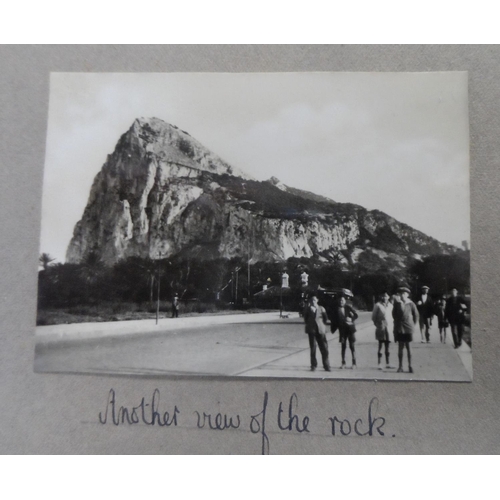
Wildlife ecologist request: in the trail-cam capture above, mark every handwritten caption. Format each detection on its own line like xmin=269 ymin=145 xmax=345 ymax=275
xmin=99 ymin=389 xmax=390 ymax=454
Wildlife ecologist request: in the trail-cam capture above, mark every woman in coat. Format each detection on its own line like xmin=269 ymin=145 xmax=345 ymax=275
xmin=372 ymin=291 xmax=394 ymax=369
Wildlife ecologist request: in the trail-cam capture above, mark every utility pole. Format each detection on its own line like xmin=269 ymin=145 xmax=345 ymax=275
xmin=280 ymin=269 xmax=283 ymax=318
xmin=247 ymin=221 xmax=254 ymax=302
xmin=247 ymin=239 xmax=251 ymax=302
xmin=156 ymin=255 xmax=161 ymax=325
xmin=235 ymin=266 xmax=241 ymax=307
xmin=247 ymin=260 xmax=251 ymax=300
xmin=231 ymin=272 xmax=234 ymax=305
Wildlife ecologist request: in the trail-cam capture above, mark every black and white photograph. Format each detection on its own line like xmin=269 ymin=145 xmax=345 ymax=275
xmin=35 ymin=71 xmax=471 ymax=381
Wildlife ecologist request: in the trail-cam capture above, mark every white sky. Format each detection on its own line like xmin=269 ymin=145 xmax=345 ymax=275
xmin=40 ymin=72 xmax=470 ymax=263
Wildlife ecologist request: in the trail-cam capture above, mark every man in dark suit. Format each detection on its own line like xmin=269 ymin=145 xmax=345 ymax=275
xmin=445 ymin=288 xmax=467 ymax=348
xmin=416 ymin=285 xmax=434 ymax=343
xmin=304 ymin=293 xmax=331 ymax=372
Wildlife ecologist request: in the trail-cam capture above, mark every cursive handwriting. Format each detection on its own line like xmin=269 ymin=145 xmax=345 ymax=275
xmin=250 ymin=391 xmax=270 ymax=455
xmin=97 ymin=389 xmax=392 ymax=453
xmin=99 ymin=389 xmax=180 ymax=427
xmin=328 ymin=397 xmax=386 ymax=436
xmin=195 ymin=411 xmax=241 ymax=430
xmin=277 ymin=393 xmax=310 ymax=433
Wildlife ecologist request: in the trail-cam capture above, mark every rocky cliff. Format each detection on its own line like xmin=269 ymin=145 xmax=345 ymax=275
xmin=66 ymin=117 xmax=456 ymax=269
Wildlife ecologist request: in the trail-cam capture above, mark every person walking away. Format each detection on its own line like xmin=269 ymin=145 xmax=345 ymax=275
xmin=445 ymin=288 xmax=467 ymax=348
xmin=392 ymin=285 xmax=419 ymax=373
xmin=435 ymin=296 xmax=449 ymax=343
xmin=304 ymin=293 xmax=331 ymax=372
xmin=330 ymin=294 xmax=359 ymax=369
xmin=416 ymin=285 xmax=434 ymax=343
xmin=372 ymin=291 xmax=394 ymax=369
xmin=298 ymin=293 xmax=306 ymax=318
xmin=171 ymin=293 xmax=179 ymax=318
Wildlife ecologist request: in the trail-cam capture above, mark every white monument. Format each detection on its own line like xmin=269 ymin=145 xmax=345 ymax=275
xmin=300 ymin=271 xmax=309 ymax=286
xmin=281 ymin=271 xmax=289 ymax=288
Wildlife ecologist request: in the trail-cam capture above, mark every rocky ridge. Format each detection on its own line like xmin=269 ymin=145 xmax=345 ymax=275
xmin=66 ymin=117 xmax=456 ymax=269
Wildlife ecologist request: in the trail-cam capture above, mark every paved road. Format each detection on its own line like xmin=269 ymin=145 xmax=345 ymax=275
xmin=35 ymin=311 xmax=472 ymax=381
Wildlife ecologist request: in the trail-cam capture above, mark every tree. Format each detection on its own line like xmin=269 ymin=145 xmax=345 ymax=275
xmin=37 ymin=262 xmax=85 ymax=308
xmin=139 ymin=257 xmax=158 ymax=304
xmin=79 ymin=251 xmax=106 ymax=305
xmin=39 ymin=253 xmax=56 ymax=271
xmin=112 ymin=257 xmax=150 ymax=303
xmin=408 ymin=251 xmax=470 ymax=295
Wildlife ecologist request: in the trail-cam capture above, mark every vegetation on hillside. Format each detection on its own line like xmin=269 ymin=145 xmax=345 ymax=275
xmin=37 ymin=250 xmax=470 ymax=325
xmin=201 ymin=173 xmax=362 ymax=220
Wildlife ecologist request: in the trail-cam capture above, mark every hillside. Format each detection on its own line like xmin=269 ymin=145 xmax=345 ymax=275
xmin=66 ymin=117 xmax=456 ymax=271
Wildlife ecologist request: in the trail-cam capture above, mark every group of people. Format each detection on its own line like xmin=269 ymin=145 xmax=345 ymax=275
xmin=303 ymin=285 xmax=468 ymax=374
xmin=304 ymin=293 xmax=358 ymax=372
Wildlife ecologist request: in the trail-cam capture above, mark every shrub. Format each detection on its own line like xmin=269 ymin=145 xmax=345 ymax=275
xmin=178 ymin=137 xmax=194 ymax=157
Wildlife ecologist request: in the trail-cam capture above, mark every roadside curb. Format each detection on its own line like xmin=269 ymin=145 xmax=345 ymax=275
xmin=35 ymin=311 xmax=295 ymax=344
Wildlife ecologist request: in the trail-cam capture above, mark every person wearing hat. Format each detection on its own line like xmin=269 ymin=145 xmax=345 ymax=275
xmin=445 ymin=288 xmax=468 ymax=348
xmin=392 ymin=285 xmax=419 ymax=373
xmin=330 ymin=294 xmax=359 ymax=369
xmin=303 ymin=293 xmax=331 ymax=372
xmin=416 ymin=285 xmax=434 ymax=343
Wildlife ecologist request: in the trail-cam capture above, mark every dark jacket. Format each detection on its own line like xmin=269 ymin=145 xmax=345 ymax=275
xmin=445 ymin=296 xmax=467 ymax=325
xmin=416 ymin=295 xmax=434 ymax=319
xmin=304 ymin=305 xmax=329 ymax=335
xmin=330 ymin=304 xmax=358 ymax=334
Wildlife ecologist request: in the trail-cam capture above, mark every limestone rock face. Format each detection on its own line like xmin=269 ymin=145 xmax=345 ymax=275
xmin=66 ymin=117 xmax=455 ymax=268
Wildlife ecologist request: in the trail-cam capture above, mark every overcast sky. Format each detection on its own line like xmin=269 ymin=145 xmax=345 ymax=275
xmin=40 ymin=72 xmax=470 ymax=263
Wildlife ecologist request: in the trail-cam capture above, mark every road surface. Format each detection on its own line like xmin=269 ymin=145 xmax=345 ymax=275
xmin=35 ymin=311 xmax=472 ymax=381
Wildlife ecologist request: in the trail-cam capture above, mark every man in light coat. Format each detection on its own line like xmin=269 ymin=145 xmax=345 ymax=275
xmin=372 ymin=291 xmax=394 ymax=369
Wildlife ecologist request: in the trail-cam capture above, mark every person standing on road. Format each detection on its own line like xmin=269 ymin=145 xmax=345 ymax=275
xmin=445 ymin=288 xmax=467 ymax=348
xmin=330 ymin=294 xmax=358 ymax=369
xmin=171 ymin=293 xmax=179 ymax=318
xmin=393 ymin=285 xmax=419 ymax=373
xmin=435 ymin=296 xmax=449 ymax=343
xmin=416 ymin=285 xmax=434 ymax=343
xmin=372 ymin=291 xmax=394 ymax=370
xmin=304 ymin=293 xmax=331 ymax=372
